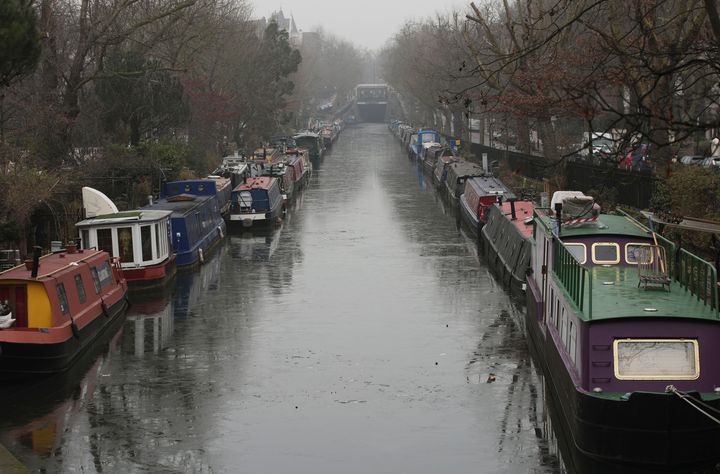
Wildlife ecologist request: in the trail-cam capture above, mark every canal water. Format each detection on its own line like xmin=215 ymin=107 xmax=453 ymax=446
xmin=0 ymin=124 xmax=564 ymax=473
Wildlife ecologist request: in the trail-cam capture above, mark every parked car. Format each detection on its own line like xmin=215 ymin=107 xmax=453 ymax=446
xmin=679 ymin=155 xmax=706 ymax=165
xmin=702 ymin=156 xmax=720 ymax=169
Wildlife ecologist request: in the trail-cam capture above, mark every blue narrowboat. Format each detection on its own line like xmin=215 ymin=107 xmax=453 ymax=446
xmin=144 ymin=180 xmax=226 ymax=267
xmin=408 ymin=129 xmax=441 ymax=161
xmin=229 ymin=177 xmax=284 ymax=229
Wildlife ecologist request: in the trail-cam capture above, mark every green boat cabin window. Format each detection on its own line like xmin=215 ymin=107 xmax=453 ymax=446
xmin=56 ymin=283 xmax=69 ymax=314
xmin=564 ymin=243 xmax=587 ymax=264
xmin=591 ymin=243 xmax=620 ymax=264
xmin=141 ymin=225 xmax=153 ymax=261
xmin=96 ymin=228 xmax=113 ymax=256
xmin=74 ymin=274 xmax=86 ymax=304
xmin=117 ymin=227 xmax=134 ymax=263
xmin=625 ymin=243 xmax=652 ymax=265
xmin=90 ymin=267 xmax=101 ymax=294
xmin=614 ymin=339 xmax=699 ymax=380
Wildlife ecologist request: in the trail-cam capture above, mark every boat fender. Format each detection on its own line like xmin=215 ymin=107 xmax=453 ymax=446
xmin=71 ymin=320 xmax=80 ymax=339
xmin=199 ymin=248 xmax=205 ymax=264
xmin=101 ymin=301 xmax=110 ymax=318
xmin=218 ymin=226 xmax=224 ymax=239
xmin=124 ymin=296 xmax=132 ymax=310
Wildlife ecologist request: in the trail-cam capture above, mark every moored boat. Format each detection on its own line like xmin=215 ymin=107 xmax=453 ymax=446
xmin=481 ymin=200 xmax=534 ymax=296
xmin=458 ymin=175 xmax=513 ymax=234
xmin=0 ymin=246 xmax=128 ymax=377
xmin=443 ymin=160 xmax=486 ymax=202
xmin=525 ymin=191 xmax=720 ymax=467
xmin=146 ymin=180 xmax=226 ymax=268
xmin=229 ymin=177 xmax=284 ymax=229
xmin=294 ymin=132 xmax=324 ymax=159
xmin=76 ymin=187 xmax=176 ymax=290
xmin=432 ymin=153 xmax=459 ymax=186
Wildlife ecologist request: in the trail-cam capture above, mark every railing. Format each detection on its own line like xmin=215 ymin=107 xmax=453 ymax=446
xmin=677 ymin=249 xmax=719 ymax=314
xmin=554 ymin=239 xmax=592 ymax=319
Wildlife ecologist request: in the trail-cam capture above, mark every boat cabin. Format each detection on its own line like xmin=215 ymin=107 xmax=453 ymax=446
xmin=229 ymin=177 xmax=284 ymax=227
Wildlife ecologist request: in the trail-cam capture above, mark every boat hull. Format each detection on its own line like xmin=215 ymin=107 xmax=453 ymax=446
xmin=0 ymin=295 xmax=128 ymax=378
xmin=124 ymin=256 xmax=177 ymax=291
xmin=525 ymin=278 xmax=720 ymax=467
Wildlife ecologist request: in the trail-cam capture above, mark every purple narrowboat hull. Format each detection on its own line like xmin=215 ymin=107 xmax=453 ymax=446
xmin=525 ymin=277 xmax=720 ymax=467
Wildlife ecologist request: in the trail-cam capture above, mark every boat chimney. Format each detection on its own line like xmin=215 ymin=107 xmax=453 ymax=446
xmin=31 ymin=246 xmax=41 ymax=278
xmin=148 ymin=195 xmax=153 ymax=206
xmin=510 ymin=199 xmax=517 ymax=221
xmin=554 ymin=202 xmax=563 ymax=235
xmin=482 ymin=153 xmax=489 ymax=174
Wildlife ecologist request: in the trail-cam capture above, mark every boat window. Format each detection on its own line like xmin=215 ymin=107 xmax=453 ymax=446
xmin=90 ymin=267 xmax=101 ymax=294
xmin=239 ymin=191 xmax=253 ymax=210
xmin=117 ymin=227 xmax=134 ymax=263
xmin=564 ymin=243 xmax=586 ymax=264
xmin=81 ymin=229 xmax=90 ymax=250
xmin=625 ymin=243 xmax=652 ymax=265
xmin=95 ymin=261 xmax=114 ymax=288
xmin=184 ymin=184 xmax=191 ymax=192
xmin=614 ymin=339 xmax=699 ymax=380
xmin=56 ymin=283 xmax=69 ymax=314
xmin=141 ymin=225 xmax=153 ymax=261
xmin=74 ymin=275 xmax=86 ymax=304
xmin=96 ymin=228 xmax=113 ymax=256
xmin=198 ymin=184 xmax=205 ymax=192
xmin=155 ymin=223 xmax=161 ymax=258
xmin=568 ymin=319 xmax=577 ymax=365
xmin=591 ymin=243 xmax=620 ymax=264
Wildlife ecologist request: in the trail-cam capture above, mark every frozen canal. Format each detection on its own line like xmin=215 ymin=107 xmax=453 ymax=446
xmin=0 ymin=124 xmax=564 ymax=473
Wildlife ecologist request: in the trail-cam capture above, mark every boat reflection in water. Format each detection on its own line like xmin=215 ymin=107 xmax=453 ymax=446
xmin=0 ymin=323 xmax=124 ymax=470
xmin=125 ymin=290 xmax=174 ymax=357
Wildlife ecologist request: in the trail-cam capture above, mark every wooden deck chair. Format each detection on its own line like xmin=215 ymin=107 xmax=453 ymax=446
xmin=637 ymin=245 xmax=671 ymax=292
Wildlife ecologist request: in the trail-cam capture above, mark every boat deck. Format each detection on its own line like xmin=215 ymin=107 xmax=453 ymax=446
xmin=497 ymin=201 xmax=534 ymax=238
xmin=570 ymin=266 xmax=719 ymax=321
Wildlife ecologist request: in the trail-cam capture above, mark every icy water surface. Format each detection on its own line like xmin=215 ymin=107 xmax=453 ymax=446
xmin=0 ymin=124 xmax=564 ymax=473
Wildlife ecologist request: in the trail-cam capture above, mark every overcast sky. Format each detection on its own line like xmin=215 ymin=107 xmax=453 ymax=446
xmin=250 ymin=1 xmax=466 ymax=50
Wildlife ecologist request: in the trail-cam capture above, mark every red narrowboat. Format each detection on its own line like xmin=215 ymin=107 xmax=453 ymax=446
xmin=0 ymin=246 xmax=129 ymax=377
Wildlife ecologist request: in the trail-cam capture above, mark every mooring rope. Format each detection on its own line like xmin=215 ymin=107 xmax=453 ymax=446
xmin=666 ymin=385 xmax=720 ymax=425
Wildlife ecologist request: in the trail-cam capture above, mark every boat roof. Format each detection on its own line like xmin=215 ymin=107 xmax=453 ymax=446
xmin=538 ymin=213 xmax=650 ymax=239
xmin=580 ymin=266 xmax=717 ymax=321
xmin=467 ymin=176 xmax=511 ymax=196
xmin=449 ymin=161 xmax=485 ymax=175
xmin=234 ymin=176 xmax=276 ymax=191
xmin=0 ymin=249 xmax=106 ymax=281
xmin=76 ymin=209 xmax=172 ymax=228
xmin=497 ymin=201 xmax=534 ymax=238
xmin=294 ymin=132 xmax=319 ymax=139
xmin=142 ymin=194 xmax=213 ymax=215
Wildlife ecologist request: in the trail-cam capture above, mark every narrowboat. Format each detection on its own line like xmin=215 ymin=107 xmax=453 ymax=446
xmin=458 ymin=175 xmax=512 ymax=234
xmin=408 ymin=129 xmax=441 ymax=161
xmin=229 ymin=177 xmax=284 ymax=229
xmin=205 ymin=174 xmax=232 ymax=217
xmin=432 ymin=153 xmax=459 ymax=186
xmin=320 ymin=127 xmax=334 ymax=149
xmin=481 ymin=200 xmax=534 ymax=296
xmin=146 ymin=180 xmax=226 ymax=267
xmin=443 ymin=160 xmax=486 ymax=201
xmin=294 ymin=132 xmax=324 ymax=159
xmin=0 ymin=246 xmax=128 ymax=377
xmin=285 ymin=150 xmax=310 ymax=191
xmin=525 ymin=191 xmax=720 ymax=467
xmin=215 ymin=154 xmax=250 ymax=188
xmin=421 ymin=144 xmax=445 ymax=173
xmin=76 ymin=187 xmax=176 ymax=290
xmin=257 ymin=162 xmax=294 ymax=203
